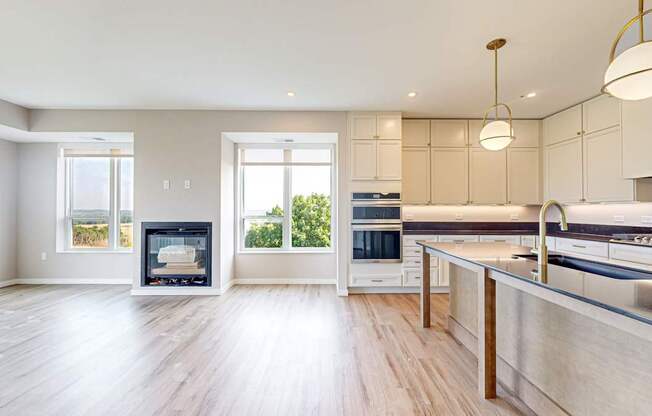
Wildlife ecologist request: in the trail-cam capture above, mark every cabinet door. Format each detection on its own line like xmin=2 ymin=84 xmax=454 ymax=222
xmin=402 ymin=120 xmax=430 ymax=147
xmin=544 ymin=137 xmax=583 ymax=202
xmin=377 ymin=140 xmax=402 ymax=180
xmin=351 ymin=140 xmax=377 ymax=180
xmin=508 ymin=148 xmax=540 ymax=204
xmin=582 ymin=94 xmax=620 ymax=135
xmin=350 ymin=114 xmax=377 ymax=140
xmin=430 ymin=120 xmax=468 ymax=147
xmin=469 ymin=119 xmax=539 ymax=148
xmin=543 ymin=104 xmax=582 ymax=146
xmin=401 ymin=148 xmax=430 ymax=203
xmin=622 ymin=97 xmax=652 ymax=178
xmin=377 ymin=114 xmax=402 ymax=140
xmin=583 ymin=127 xmax=634 ymax=202
xmin=431 ymin=148 xmax=469 ymax=204
xmin=469 ymin=148 xmax=507 ymax=204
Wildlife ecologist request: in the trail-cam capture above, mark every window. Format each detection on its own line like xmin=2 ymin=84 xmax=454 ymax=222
xmin=62 ymin=147 xmax=134 ymax=251
xmin=239 ymin=146 xmax=334 ymax=251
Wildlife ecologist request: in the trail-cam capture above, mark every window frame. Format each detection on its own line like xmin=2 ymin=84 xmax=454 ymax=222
xmin=62 ymin=152 xmax=134 ymax=253
xmin=237 ymin=143 xmax=335 ymax=253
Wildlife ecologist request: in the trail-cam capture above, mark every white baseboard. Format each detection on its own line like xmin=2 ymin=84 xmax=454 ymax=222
xmin=10 ymin=278 xmax=132 ymax=285
xmin=337 ymin=288 xmax=349 ymax=296
xmin=347 ymin=286 xmax=450 ymax=294
xmin=131 ymin=287 xmax=221 ymax=296
xmin=220 ymin=278 xmax=236 ymax=294
xmin=233 ymin=278 xmax=336 ymax=285
xmin=0 ymin=279 xmax=19 ymax=288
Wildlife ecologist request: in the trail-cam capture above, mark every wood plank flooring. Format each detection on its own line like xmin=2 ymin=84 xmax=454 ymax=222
xmin=0 ymin=284 xmax=528 ymax=416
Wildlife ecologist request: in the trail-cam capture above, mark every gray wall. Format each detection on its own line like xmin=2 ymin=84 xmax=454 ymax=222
xmin=16 ymin=143 xmax=133 ymax=282
xmin=28 ymin=110 xmax=348 ymax=291
xmin=0 ymin=139 xmax=17 ymax=283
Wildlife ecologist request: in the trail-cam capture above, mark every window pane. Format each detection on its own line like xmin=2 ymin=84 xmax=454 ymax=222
xmin=70 ymin=158 xmax=110 ymax=248
xmin=242 ymin=149 xmax=284 ymax=163
xmin=291 ymin=166 xmax=331 ymax=248
xmin=291 ymin=149 xmax=331 ymax=163
xmin=243 ymin=166 xmax=284 ymax=216
xmin=119 ymin=158 xmax=134 ymax=249
xmin=244 ymin=219 xmax=283 ymax=248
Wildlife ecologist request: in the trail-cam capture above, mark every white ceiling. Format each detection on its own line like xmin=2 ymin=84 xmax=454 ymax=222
xmin=0 ymin=0 xmax=646 ymax=118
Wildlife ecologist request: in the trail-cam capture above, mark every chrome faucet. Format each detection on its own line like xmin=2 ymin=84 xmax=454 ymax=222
xmin=537 ymin=199 xmax=568 ymax=267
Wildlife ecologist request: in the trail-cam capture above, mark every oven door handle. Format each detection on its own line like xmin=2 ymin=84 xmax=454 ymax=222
xmin=351 ymin=201 xmax=401 ymax=207
xmin=351 ymin=224 xmax=402 ymax=231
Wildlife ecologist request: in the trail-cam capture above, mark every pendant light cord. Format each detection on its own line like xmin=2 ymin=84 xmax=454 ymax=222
xmin=494 ymin=46 xmax=499 ymax=119
xmin=640 ymin=0 xmax=645 ymax=43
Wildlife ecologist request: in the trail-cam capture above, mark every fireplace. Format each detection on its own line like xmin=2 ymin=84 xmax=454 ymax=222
xmin=141 ymin=222 xmax=212 ymax=287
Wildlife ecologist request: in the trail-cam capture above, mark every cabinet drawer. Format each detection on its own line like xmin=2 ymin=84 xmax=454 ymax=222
xmin=403 ymin=246 xmax=422 ymax=257
xmin=438 ymin=235 xmax=479 ymax=243
xmin=479 ymin=235 xmax=521 ymax=244
xmin=403 ymin=256 xmax=438 ymax=268
xmin=350 ymin=274 xmax=402 ymax=287
xmin=609 ymin=243 xmax=652 ymax=266
xmin=403 ymin=268 xmax=439 ymax=287
xmin=520 ymin=235 xmax=537 ymax=248
xmin=403 ymin=235 xmax=436 ymax=247
xmin=555 ymin=238 xmax=608 ymax=258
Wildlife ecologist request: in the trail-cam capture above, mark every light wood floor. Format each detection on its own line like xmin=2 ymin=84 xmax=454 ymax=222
xmin=0 ymin=284 xmax=528 ymax=416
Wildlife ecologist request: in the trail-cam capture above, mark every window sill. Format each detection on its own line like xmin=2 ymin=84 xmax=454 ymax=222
xmin=56 ymin=249 xmax=134 ymax=254
xmin=237 ymin=249 xmax=334 ymax=255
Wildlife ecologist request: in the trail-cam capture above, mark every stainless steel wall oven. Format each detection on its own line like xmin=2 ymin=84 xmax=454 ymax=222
xmin=351 ymin=193 xmax=401 ymax=263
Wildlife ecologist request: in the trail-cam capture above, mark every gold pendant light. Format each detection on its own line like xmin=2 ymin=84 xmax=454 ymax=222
xmin=603 ymin=0 xmax=652 ymax=100
xmin=479 ymin=38 xmax=515 ymax=151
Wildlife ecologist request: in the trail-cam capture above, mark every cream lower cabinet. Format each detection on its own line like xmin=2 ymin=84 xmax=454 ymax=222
xmin=508 ymin=148 xmax=540 ymax=204
xmin=401 ymin=147 xmax=430 ymax=204
xmin=431 ymin=148 xmax=469 ymax=204
xmin=544 ymin=137 xmax=583 ymax=203
xmin=583 ymin=127 xmax=633 ymax=202
xmin=469 ymin=148 xmax=507 ymax=204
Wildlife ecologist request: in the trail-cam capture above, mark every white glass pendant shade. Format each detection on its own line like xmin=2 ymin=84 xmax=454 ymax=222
xmin=479 ymin=120 xmax=514 ymax=151
xmin=604 ymin=41 xmax=652 ymax=100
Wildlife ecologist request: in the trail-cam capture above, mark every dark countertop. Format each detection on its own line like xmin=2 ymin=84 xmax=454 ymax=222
xmin=418 ymin=241 xmax=652 ymax=326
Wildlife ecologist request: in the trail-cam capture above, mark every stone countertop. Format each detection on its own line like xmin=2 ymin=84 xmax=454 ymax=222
xmin=417 ymin=241 xmax=652 ymax=326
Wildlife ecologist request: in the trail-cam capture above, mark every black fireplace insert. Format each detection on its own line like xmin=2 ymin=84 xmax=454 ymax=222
xmin=141 ymin=222 xmax=212 ymax=287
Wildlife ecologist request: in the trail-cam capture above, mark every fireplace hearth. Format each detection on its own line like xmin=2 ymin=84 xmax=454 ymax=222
xmin=141 ymin=222 xmax=212 ymax=287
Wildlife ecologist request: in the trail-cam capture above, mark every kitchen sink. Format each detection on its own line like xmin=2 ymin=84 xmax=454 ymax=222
xmin=514 ymin=254 xmax=652 ymax=280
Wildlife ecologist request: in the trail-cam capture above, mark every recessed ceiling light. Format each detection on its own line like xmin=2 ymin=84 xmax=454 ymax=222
xmin=287 ymin=91 xmax=295 ymax=97
xmin=526 ymin=92 xmax=537 ymax=98
xmin=407 ymin=92 xmax=417 ymax=98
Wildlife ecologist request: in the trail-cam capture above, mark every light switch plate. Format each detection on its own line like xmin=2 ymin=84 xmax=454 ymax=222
xmin=642 ymin=216 xmax=652 ymax=224
xmin=41 ymin=252 xmax=47 ymax=261
xmin=510 ymin=213 xmax=519 ymax=221
xmin=455 ymin=213 xmax=463 ymax=221
xmin=184 ymin=179 xmax=191 ymax=190
xmin=613 ymin=215 xmax=625 ymax=223
xmin=163 ymin=180 xmax=170 ymax=190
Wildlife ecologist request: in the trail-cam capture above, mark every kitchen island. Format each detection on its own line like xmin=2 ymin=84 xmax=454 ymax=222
xmin=418 ymin=241 xmax=652 ymax=416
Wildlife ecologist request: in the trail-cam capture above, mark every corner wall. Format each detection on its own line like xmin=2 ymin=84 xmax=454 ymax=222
xmin=0 ymin=139 xmax=17 ymax=284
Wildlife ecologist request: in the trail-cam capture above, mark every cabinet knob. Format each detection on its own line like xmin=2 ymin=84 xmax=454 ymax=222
xmin=576 ymin=131 xmax=581 ymax=136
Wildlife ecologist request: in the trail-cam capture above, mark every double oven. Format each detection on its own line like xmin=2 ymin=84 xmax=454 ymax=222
xmin=351 ymin=193 xmax=402 ymax=263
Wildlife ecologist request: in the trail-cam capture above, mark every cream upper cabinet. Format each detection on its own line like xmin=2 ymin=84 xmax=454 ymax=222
xmin=376 ymin=140 xmax=402 ymax=180
xmin=469 ymin=119 xmax=540 ymax=148
xmin=582 ymin=94 xmax=620 ymax=135
xmin=431 ymin=148 xmax=468 ymax=204
xmin=430 ymin=120 xmax=468 ymax=147
xmin=377 ymin=113 xmax=402 ymax=140
xmin=402 ymin=120 xmax=430 ymax=147
xmin=543 ymin=104 xmax=582 ymax=146
xmin=350 ymin=113 xmax=378 ymax=140
xmin=469 ymin=148 xmax=507 ymax=204
xmin=351 ymin=140 xmax=377 ymax=180
xmin=622 ymin=97 xmax=652 ymax=178
xmin=544 ymin=137 xmax=583 ymax=203
xmin=402 ymin=148 xmax=430 ymax=204
xmin=508 ymin=148 xmax=540 ymax=204
xmin=583 ymin=127 xmax=634 ymax=202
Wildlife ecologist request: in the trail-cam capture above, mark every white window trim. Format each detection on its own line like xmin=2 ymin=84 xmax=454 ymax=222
xmin=237 ymin=143 xmax=336 ymax=254
xmin=56 ymin=143 xmax=134 ymax=253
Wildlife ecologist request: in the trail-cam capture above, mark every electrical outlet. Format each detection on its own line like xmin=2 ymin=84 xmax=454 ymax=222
xmin=510 ymin=213 xmax=519 ymax=221
xmin=40 ymin=252 xmax=47 ymax=261
xmin=455 ymin=213 xmax=463 ymax=221
xmin=404 ymin=213 xmax=414 ymax=221
xmin=613 ymin=215 xmax=625 ymax=223
xmin=163 ymin=180 xmax=170 ymax=190
xmin=642 ymin=216 xmax=652 ymax=224
xmin=184 ymin=179 xmax=191 ymax=190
